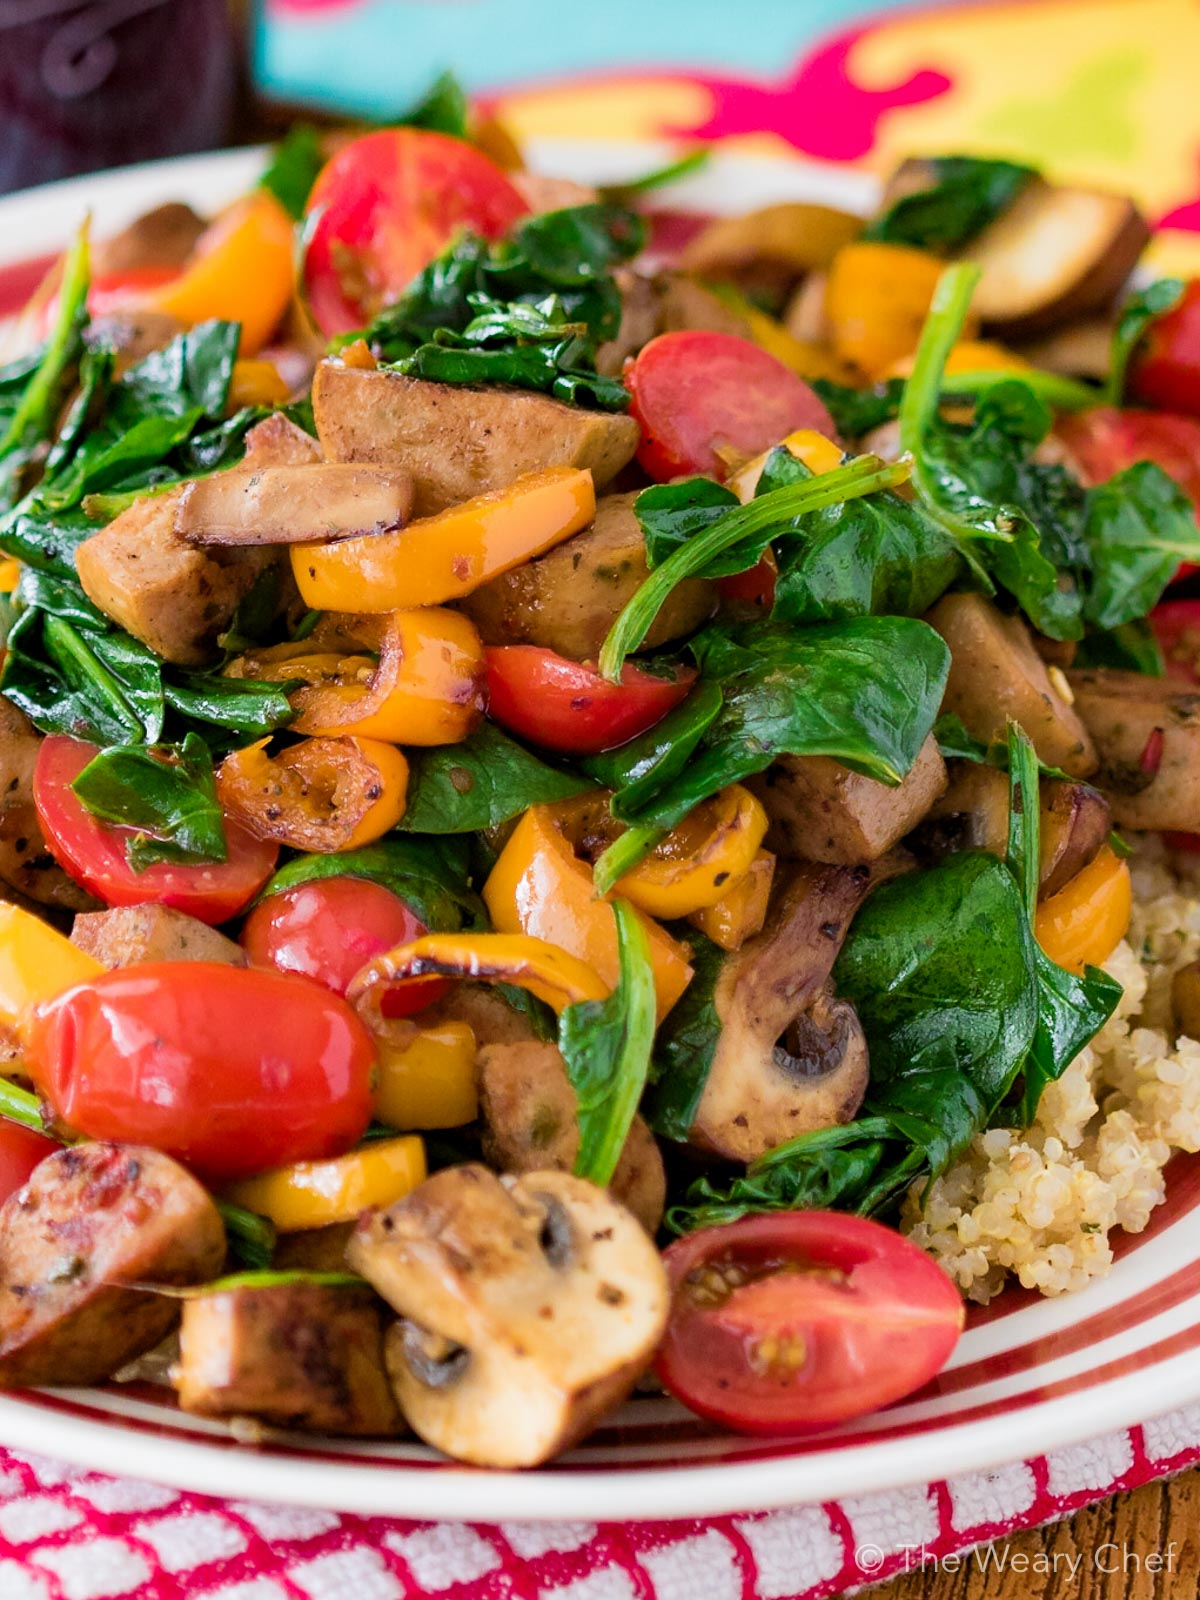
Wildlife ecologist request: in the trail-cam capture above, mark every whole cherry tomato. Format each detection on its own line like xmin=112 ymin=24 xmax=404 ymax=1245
xmin=625 ymin=330 xmax=837 ymax=482
xmin=1129 ymin=280 xmax=1200 ymax=417
xmin=303 ymin=128 xmax=529 ymax=336
xmin=241 ymin=875 xmax=450 ymax=1019
xmin=34 ymin=735 xmax=277 ymax=926
xmin=655 ymin=1212 xmax=964 ymax=1435
xmin=0 ymin=1122 xmax=59 ymax=1205
xmin=485 ymin=646 xmax=697 ymax=755
xmin=25 ymin=963 xmax=376 ymax=1182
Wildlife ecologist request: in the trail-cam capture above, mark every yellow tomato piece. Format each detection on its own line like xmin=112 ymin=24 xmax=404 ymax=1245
xmin=228 ymin=358 xmax=289 ymax=409
xmin=0 ymin=559 xmax=21 ymax=593
xmin=224 ymin=1136 xmax=427 ymax=1232
xmin=825 ymin=241 xmax=949 ymax=378
xmin=483 ymin=805 xmax=692 ymax=1022
xmin=290 ymin=467 xmax=595 ymax=613
xmin=881 ymin=339 xmax=1031 ymax=382
xmin=729 ymin=427 xmax=844 ymax=504
xmin=0 ymin=904 xmax=104 ymax=1032
xmin=616 ymin=785 xmax=769 ymax=920
xmin=374 ymin=1020 xmax=477 ymax=1130
xmin=1035 ymin=845 xmax=1132 ymax=974
xmin=690 ymin=849 xmax=776 ymax=952
xmin=151 ymin=193 xmax=295 ymax=356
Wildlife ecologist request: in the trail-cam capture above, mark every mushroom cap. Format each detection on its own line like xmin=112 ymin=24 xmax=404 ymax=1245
xmin=348 ymin=1165 xmax=668 ymax=1468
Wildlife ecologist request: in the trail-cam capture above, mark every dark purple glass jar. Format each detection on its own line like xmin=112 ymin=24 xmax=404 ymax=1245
xmin=0 ymin=0 xmax=236 ymax=195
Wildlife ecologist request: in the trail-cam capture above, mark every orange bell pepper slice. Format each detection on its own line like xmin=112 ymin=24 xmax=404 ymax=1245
xmin=229 ymin=609 xmax=486 ymax=746
xmin=227 ymin=358 xmax=290 ymax=409
xmin=215 ymin=735 xmax=408 ymax=853
xmin=348 ymin=932 xmax=608 ymax=1030
xmin=1035 ymin=845 xmax=1131 ymax=975
xmin=880 ymin=338 xmax=1030 ymax=383
xmin=150 ymin=192 xmax=295 ymax=357
xmin=224 ymin=1135 xmax=427 ymax=1231
xmin=729 ymin=427 xmax=844 ymax=504
xmin=690 ymin=849 xmax=776 ymax=952
xmin=290 ymin=466 xmax=596 ymax=612
xmin=373 ymin=1019 xmax=478 ymax=1130
xmin=825 ymin=241 xmax=954 ymax=379
xmin=613 ymin=785 xmax=769 ymax=920
xmin=0 ymin=903 xmax=104 ymax=1033
xmin=483 ymin=804 xmax=692 ymax=1021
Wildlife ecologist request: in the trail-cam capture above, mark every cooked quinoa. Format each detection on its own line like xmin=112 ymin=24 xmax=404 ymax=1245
xmin=901 ymin=837 xmax=1200 ymax=1303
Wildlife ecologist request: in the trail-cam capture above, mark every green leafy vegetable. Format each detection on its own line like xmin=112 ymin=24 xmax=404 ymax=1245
xmin=71 ymin=733 xmax=225 ymax=870
xmin=0 ymin=1077 xmax=55 ymax=1136
xmin=399 ymin=722 xmax=593 ymax=834
xmin=1072 ymin=618 xmax=1164 ymax=676
xmin=581 ymin=680 xmax=724 ymax=819
xmin=863 ymin=155 xmax=1035 ymax=253
xmin=598 ymin=147 xmax=711 ymax=202
xmin=397 ymin=68 xmax=470 ymax=138
xmin=811 ymin=378 xmax=904 ymax=438
xmin=1081 ymin=461 xmax=1200 ymax=631
xmin=637 ymin=478 xmax=742 ymax=573
xmin=151 ymin=1270 xmax=365 ymax=1299
xmin=213 ymin=1201 xmax=277 ymax=1272
xmin=643 ymin=931 xmax=726 ymax=1141
xmin=258 ymin=837 xmax=485 ymax=932
xmin=559 ymin=900 xmax=656 ymax=1186
xmin=259 ymin=125 xmax=326 ymax=220
xmin=1106 ymin=278 xmax=1184 ymax=404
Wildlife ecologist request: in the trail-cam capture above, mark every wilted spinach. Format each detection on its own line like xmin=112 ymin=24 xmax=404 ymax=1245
xmin=257 ymin=836 xmax=485 ymax=932
xmin=399 ymin=722 xmax=593 ymax=834
xmin=1106 ymin=278 xmax=1184 ymax=404
xmin=71 ymin=734 xmax=225 ymax=870
xmin=863 ymin=155 xmax=1035 ymax=253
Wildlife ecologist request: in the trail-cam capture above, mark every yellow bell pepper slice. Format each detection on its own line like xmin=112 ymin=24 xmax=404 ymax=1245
xmin=348 ymin=931 xmax=609 ymax=1031
xmin=227 ymin=358 xmax=289 ymax=409
xmin=0 ymin=559 xmax=21 ymax=594
xmin=615 ymin=785 xmax=769 ymax=920
xmin=825 ymin=241 xmax=951 ymax=378
xmin=374 ymin=1020 xmax=477 ymax=1130
xmin=216 ymin=735 xmax=408 ymax=852
xmin=483 ymin=804 xmax=692 ymax=1022
xmin=729 ymin=427 xmax=844 ymax=504
xmin=690 ymin=848 xmax=776 ymax=952
xmin=1035 ymin=845 xmax=1132 ymax=975
xmin=741 ymin=305 xmax=847 ymax=383
xmin=150 ymin=192 xmax=295 ymax=357
xmin=0 ymin=903 xmax=104 ymax=1032
xmin=290 ymin=466 xmax=596 ymax=613
xmin=223 ymin=1136 xmax=427 ymax=1232
xmin=880 ymin=339 xmax=1030 ymax=382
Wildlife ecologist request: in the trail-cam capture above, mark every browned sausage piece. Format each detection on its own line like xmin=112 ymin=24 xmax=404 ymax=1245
xmin=1066 ymin=668 xmax=1200 ymax=831
xmin=312 ymin=363 xmax=640 ymax=516
xmin=241 ymin=412 xmax=323 ymax=470
xmin=0 ymin=696 xmax=95 ymax=913
xmin=175 ymin=1282 xmax=403 ymax=1436
xmin=0 ymin=1144 xmax=225 ymax=1388
xmin=70 ymin=905 xmax=245 ymax=968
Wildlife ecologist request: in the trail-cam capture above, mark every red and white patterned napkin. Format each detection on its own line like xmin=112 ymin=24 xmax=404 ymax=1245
xmin=2 ymin=1407 xmax=1198 ymax=1599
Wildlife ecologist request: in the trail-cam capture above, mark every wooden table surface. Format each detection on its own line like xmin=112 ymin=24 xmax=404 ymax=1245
xmin=865 ymin=1471 xmax=1200 ymax=1598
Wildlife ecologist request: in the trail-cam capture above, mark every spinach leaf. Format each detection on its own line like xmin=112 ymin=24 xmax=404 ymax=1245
xmin=599 ymin=147 xmax=711 ymax=203
xmin=258 ymin=837 xmax=485 ymax=932
xmin=1107 ymin=278 xmax=1184 ymax=404
xmin=863 ymin=155 xmax=1035 ymax=253
xmin=559 ymin=899 xmax=656 ymax=1186
xmin=163 ymin=672 xmax=297 ymax=743
xmin=71 ymin=734 xmax=225 ymax=869
xmin=215 ymin=1200 xmax=277 ymax=1271
xmin=581 ymin=680 xmax=724 ymax=819
xmin=399 ymin=722 xmax=593 ymax=834
xmin=637 ymin=478 xmax=742 ymax=573
xmin=259 ymin=125 xmax=326 ymax=220
xmin=1082 ymin=462 xmax=1200 ymax=630
xmin=811 ymin=378 xmax=904 ymax=438
xmin=643 ymin=930 xmax=725 ymax=1140
xmin=397 ymin=68 xmax=469 ymax=138
xmin=1073 ymin=618 xmax=1164 ymax=675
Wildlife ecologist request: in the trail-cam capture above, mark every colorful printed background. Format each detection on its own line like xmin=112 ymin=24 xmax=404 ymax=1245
xmin=256 ymin=0 xmax=1200 ymax=274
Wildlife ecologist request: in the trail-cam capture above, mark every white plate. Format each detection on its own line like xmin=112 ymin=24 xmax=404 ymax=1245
xmin=0 ymin=143 xmax=1194 ymax=1523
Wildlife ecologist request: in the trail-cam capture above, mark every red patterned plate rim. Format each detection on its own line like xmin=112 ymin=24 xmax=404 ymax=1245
xmin=0 ymin=145 xmax=1194 ymax=1521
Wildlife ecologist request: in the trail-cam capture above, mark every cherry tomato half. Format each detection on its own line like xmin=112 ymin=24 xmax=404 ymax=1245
xmin=0 ymin=1122 xmax=59 ymax=1206
xmin=1129 ymin=281 xmax=1200 ymax=417
xmin=25 ymin=963 xmax=375 ymax=1183
xmin=625 ymin=330 xmax=838 ymax=483
xmin=34 ymin=735 xmax=278 ymax=926
xmin=1152 ymin=599 xmax=1200 ymax=686
xmin=241 ymin=875 xmax=450 ymax=1019
xmin=655 ymin=1212 xmax=964 ymax=1435
xmin=303 ymin=128 xmax=530 ymax=337
xmin=485 ymin=646 xmax=697 ymax=755
xmin=1058 ymin=406 xmax=1200 ymax=510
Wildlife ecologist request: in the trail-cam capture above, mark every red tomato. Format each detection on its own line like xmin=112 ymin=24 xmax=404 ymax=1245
xmin=241 ymin=876 xmax=449 ymax=1019
xmin=25 ymin=963 xmax=375 ymax=1182
xmin=718 ymin=555 xmax=777 ymax=611
xmin=655 ymin=1212 xmax=964 ymax=1435
xmin=35 ymin=266 xmax=180 ymax=336
xmin=34 ymin=736 xmax=278 ymax=926
xmin=303 ymin=128 xmax=529 ymax=336
xmin=625 ymin=331 xmax=838 ymax=483
xmin=485 ymin=646 xmax=696 ymax=755
xmin=1129 ymin=281 xmax=1200 ymax=417
xmin=1151 ymin=599 xmax=1200 ymax=686
xmin=1058 ymin=406 xmax=1200 ymax=508
xmin=0 ymin=1122 xmax=59 ymax=1205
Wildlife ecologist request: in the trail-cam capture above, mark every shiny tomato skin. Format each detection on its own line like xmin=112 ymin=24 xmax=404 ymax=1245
xmin=718 ymin=556 xmax=777 ymax=610
xmin=0 ymin=1123 xmax=59 ymax=1205
xmin=485 ymin=646 xmax=697 ymax=755
xmin=241 ymin=876 xmax=449 ymax=1019
xmin=1152 ymin=599 xmax=1200 ymax=686
xmin=1058 ymin=406 xmax=1200 ymax=507
xmin=655 ymin=1212 xmax=965 ymax=1435
xmin=303 ymin=128 xmax=529 ymax=336
xmin=625 ymin=330 xmax=838 ymax=483
xmin=25 ymin=963 xmax=375 ymax=1182
xmin=34 ymin=735 xmax=278 ymax=926
xmin=1129 ymin=282 xmax=1200 ymax=417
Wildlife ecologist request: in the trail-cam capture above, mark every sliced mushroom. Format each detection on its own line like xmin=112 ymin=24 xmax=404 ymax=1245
xmin=477 ymin=1039 xmax=666 ymax=1233
xmin=657 ymin=273 xmax=750 ymax=339
xmin=349 ymin=1165 xmax=668 ymax=1468
xmin=678 ymin=202 xmax=862 ymax=304
xmin=175 ymin=1281 xmax=403 ymax=1436
xmin=690 ymin=860 xmax=900 ymax=1162
xmin=1066 ymin=668 xmax=1200 ymax=830
xmin=960 ymin=179 xmax=1150 ymax=339
xmin=1015 ymin=316 xmax=1115 ymax=382
xmin=595 ymin=268 xmax=661 ymax=376
xmin=93 ymin=201 xmax=206 ymax=278
xmin=750 ymin=733 xmax=947 ymax=865
xmin=926 ymin=593 xmax=1098 ymax=777
xmin=175 ymin=463 xmax=413 ymax=548
xmin=918 ymin=761 xmax=1110 ymax=898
